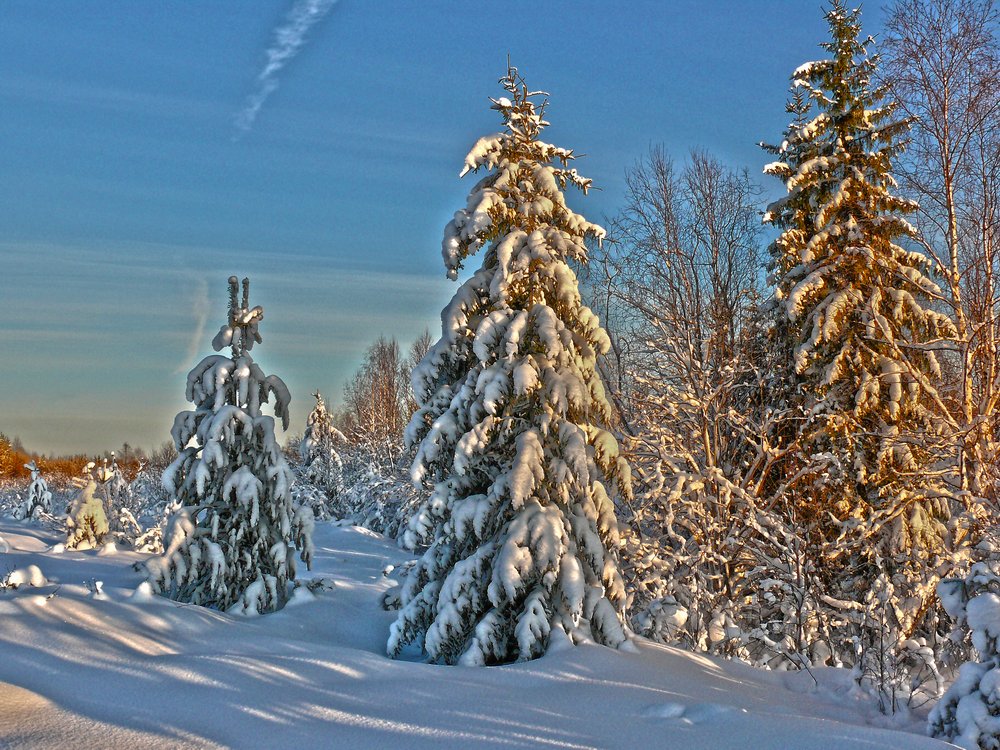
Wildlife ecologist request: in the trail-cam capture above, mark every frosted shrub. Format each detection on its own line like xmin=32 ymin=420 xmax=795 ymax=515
xmin=65 ymin=478 xmax=109 ymax=550
xmin=339 ymin=446 xmax=426 ymax=549
xmin=930 ymin=563 xmax=1000 ymax=748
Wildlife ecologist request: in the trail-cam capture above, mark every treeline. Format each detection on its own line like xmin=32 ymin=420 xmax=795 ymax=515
xmin=288 ymin=333 xmax=432 ymax=546
xmin=333 ymin=332 xmax=431 ymax=461
xmin=0 ymin=434 xmax=174 ymax=487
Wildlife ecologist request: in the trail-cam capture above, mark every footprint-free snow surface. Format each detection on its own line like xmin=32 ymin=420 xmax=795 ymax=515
xmin=0 ymin=519 xmax=953 ymax=749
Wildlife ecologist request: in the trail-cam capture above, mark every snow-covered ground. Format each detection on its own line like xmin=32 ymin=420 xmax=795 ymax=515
xmin=0 ymin=518 xmax=954 ymax=749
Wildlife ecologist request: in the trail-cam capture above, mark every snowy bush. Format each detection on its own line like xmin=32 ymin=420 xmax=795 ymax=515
xmin=338 ymin=446 xmax=426 ymax=549
xmin=846 ymin=566 xmax=943 ymax=716
xmin=126 ymin=449 xmax=181 ymax=551
xmin=0 ymin=564 xmax=47 ymax=591
xmin=147 ymin=276 xmax=312 ymax=615
xmin=929 ymin=562 xmax=1000 ymax=748
xmin=0 ymin=484 xmax=20 ymax=518
xmin=389 ymin=66 xmax=631 ymax=665
xmin=65 ymin=478 xmax=110 ymax=550
xmin=129 ymin=446 xmax=176 ymax=512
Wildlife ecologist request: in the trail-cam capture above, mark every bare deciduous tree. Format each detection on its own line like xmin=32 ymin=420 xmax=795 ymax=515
xmin=590 ymin=147 xmax=774 ymax=649
xmin=343 ymin=336 xmax=409 ymax=462
xmin=881 ymin=0 xmax=1000 ymax=497
xmin=592 ymin=148 xmax=763 ymax=429
xmin=403 ymin=329 xmax=434 ymax=415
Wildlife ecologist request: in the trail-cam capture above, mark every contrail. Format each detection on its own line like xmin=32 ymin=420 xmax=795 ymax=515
xmin=175 ymin=276 xmax=210 ymax=374
xmin=234 ymin=0 xmax=338 ymax=136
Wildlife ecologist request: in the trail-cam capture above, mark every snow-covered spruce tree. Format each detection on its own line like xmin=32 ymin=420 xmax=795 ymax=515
xmin=930 ymin=562 xmax=1000 ymax=747
xmin=147 ymin=277 xmax=312 ymax=615
xmin=103 ymin=453 xmax=130 ymax=517
xmin=15 ymin=461 xmax=52 ymax=521
xmin=762 ymin=1 xmax=957 ymax=645
xmin=388 ymin=67 xmax=631 ymax=665
xmin=97 ymin=452 xmax=144 ymax=542
xmin=300 ymin=391 xmax=346 ymax=519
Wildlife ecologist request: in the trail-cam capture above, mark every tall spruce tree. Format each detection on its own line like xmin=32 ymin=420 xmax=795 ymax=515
xmin=148 ymin=277 xmax=312 ymax=615
xmin=761 ymin=2 xmax=956 ymax=639
xmin=388 ymin=66 xmax=631 ymax=665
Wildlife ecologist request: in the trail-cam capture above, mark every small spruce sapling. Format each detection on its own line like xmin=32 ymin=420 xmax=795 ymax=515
xmin=148 ymin=277 xmax=312 ymax=614
xmin=103 ymin=453 xmax=130 ymax=518
xmin=300 ymin=391 xmax=346 ymax=519
xmin=16 ymin=461 xmax=52 ymax=521
xmin=99 ymin=453 xmax=143 ymax=543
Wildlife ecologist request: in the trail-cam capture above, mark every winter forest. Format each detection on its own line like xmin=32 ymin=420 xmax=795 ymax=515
xmin=2 ymin=1 xmax=999 ymax=748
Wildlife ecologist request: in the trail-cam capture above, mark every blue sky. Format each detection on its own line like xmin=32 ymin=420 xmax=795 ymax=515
xmin=0 ymin=1 xmax=886 ymax=455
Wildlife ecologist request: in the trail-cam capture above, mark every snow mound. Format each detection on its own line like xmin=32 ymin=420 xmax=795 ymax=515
xmin=0 ymin=681 xmax=201 ymax=749
xmin=641 ymin=701 xmax=746 ymax=724
xmin=287 ymin=586 xmax=316 ymax=607
xmin=130 ymin=581 xmax=155 ymax=603
xmin=6 ymin=564 xmax=47 ymax=588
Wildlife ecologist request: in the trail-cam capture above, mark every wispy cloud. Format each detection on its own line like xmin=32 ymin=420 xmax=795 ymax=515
xmin=234 ymin=0 xmax=338 ymax=136
xmin=175 ymin=276 xmax=211 ymax=374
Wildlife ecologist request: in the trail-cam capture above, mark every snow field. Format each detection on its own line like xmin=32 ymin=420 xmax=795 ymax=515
xmin=0 ymin=518 xmax=952 ymax=749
